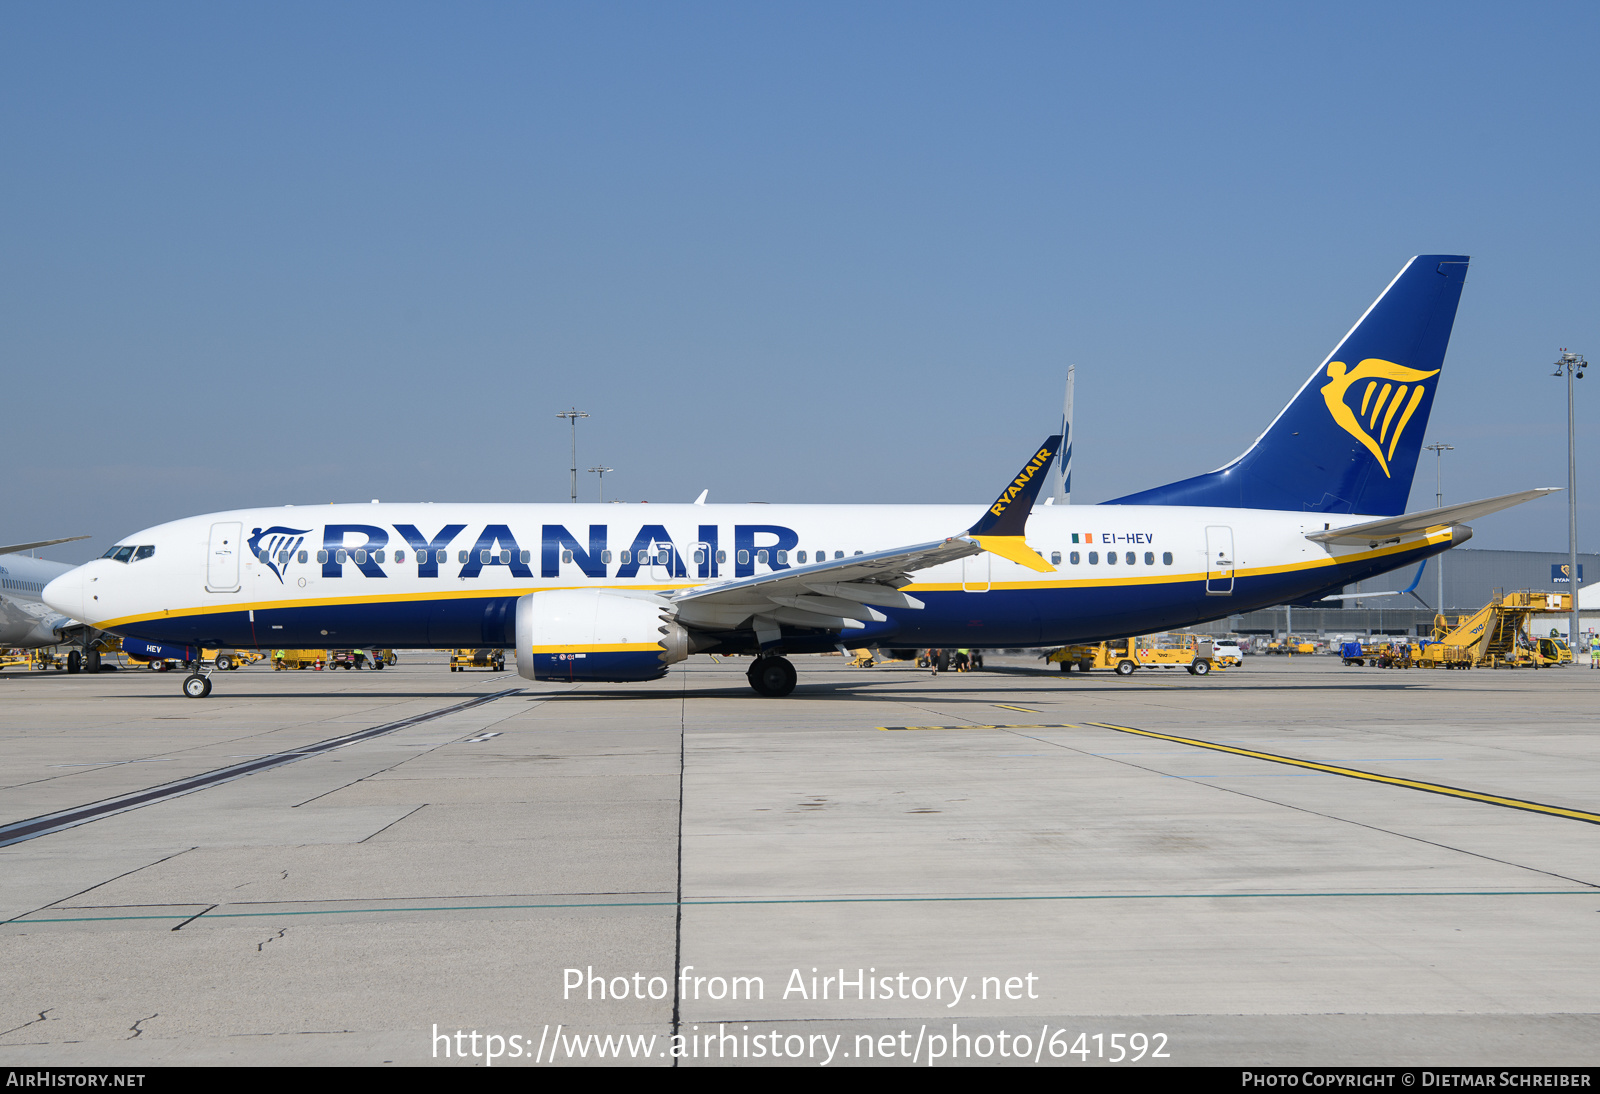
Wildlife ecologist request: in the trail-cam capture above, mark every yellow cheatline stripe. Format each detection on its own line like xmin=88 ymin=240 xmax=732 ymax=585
xmin=93 ymin=582 xmax=697 ymax=631
xmin=526 ymin=643 xmax=660 ymax=654
xmin=96 ymin=530 xmax=1451 ymax=631
xmin=879 ymin=723 xmax=1077 ymax=731
xmin=1084 ymin=722 xmax=1600 ymax=826
xmin=907 ymin=531 xmax=1452 ymax=593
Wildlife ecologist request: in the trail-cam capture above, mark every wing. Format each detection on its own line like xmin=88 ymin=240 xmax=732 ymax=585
xmin=669 ymin=435 xmax=1061 ymax=647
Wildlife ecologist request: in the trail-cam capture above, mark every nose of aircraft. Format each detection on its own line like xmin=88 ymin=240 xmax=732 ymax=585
xmin=42 ymin=566 xmax=88 ymax=622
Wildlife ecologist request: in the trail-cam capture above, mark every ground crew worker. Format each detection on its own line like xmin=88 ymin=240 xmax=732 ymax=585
xmin=1589 ymin=633 xmax=1599 ymax=668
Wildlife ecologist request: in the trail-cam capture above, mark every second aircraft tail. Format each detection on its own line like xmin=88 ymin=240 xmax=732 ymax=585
xmin=1106 ymin=255 xmax=1469 ymax=516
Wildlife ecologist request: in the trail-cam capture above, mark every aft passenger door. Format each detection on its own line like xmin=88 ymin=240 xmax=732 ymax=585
xmin=1205 ymin=525 xmax=1234 ymax=596
xmin=206 ymin=522 xmax=243 ymax=593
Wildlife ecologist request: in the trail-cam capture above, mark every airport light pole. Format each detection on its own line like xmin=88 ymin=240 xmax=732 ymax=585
xmin=556 ymin=408 xmax=589 ymax=503
xmin=1553 ymin=351 xmax=1585 ymax=657
xmin=1425 ymin=442 xmax=1453 ymax=612
xmin=588 ymin=465 xmax=613 ymax=503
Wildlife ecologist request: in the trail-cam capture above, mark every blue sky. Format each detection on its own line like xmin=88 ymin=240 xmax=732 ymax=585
xmin=3 ymin=2 xmax=1596 ymax=559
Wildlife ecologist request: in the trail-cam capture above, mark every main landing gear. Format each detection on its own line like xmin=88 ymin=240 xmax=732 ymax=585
xmin=747 ymin=656 xmax=797 ymax=697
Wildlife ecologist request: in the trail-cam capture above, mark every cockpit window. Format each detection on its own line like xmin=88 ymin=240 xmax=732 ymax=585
xmin=101 ymin=546 xmax=123 ymax=559
xmin=133 ymin=545 xmax=155 ymax=561
xmin=112 ymin=546 xmax=136 ymax=563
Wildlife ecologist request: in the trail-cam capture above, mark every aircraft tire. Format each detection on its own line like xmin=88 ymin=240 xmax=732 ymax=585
xmin=183 ymin=674 xmax=212 ymax=699
xmin=748 ymin=657 xmax=796 ymax=697
xmin=87 ymin=649 xmax=101 ymax=674
xmin=67 ymin=650 xmax=81 ymax=674
xmin=1115 ymin=660 xmax=1136 ymax=676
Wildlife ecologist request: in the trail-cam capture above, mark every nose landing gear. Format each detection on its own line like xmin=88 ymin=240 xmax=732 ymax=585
xmin=182 ymin=671 xmax=213 ymax=698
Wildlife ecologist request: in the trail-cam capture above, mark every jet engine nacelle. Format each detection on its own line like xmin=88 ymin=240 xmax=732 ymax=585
xmin=515 ymin=589 xmax=691 ymax=683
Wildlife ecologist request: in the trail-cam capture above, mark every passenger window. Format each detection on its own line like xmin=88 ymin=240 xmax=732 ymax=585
xmin=776 ymin=550 xmax=787 ymax=564
xmin=1070 ymin=551 xmax=1080 ymax=565
xmin=1050 ymin=551 xmax=1061 ymax=564
xmin=374 ymin=550 xmax=386 ymax=564
xmin=500 ymin=550 xmax=511 ymax=564
xmin=621 ymin=550 xmax=631 ymax=564
xmin=1163 ymin=552 xmax=1173 ymax=565
xmin=520 ymin=550 xmax=531 ymax=564
xmin=738 ymin=550 xmax=750 ymax=565
xmin=1125 ymin=552 xmax=1135 ymax=565
xmin=354 ymin=549 xmax=367 ymax=565
xmin=562 ymin=550 xmax=573 ymax=563
xmin=1106 ymin=551 xmax=1117 ymax=565
xmin=694 ymin=549 xmax=706 ymax=565
xmin=134 ymin=545 xmax=155 ymax=561
xmin=717 ymin=550 xmax=726 ymax=564
xmin=756 ymin=549 xmax=768 ymax=564
xmin=1144 ymin=551 xmax=1154 ymax=565
xmin=1088 ymin=551 xmax=1098 ymax=564
xmin=298 ymin=550 xmax=308 ymax=564
xmin=458 ymin=550 xmax=468 ymax=563
xmin=317 ymin=550 xmax=329 ymax=563
xmin=602 ymin=550 xmax=612 ymax=564
xmin=335 ymin=549 xmax=348 ymax=564
xmin=796 ymin=551 xmax=807 ymax=563
xmin=854 ymin=550 xmax=863 ymax=555
xmin=256 ymin=550 xmax=269 ymax=563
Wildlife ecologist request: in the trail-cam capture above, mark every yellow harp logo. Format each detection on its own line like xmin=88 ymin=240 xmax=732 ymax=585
xmin=1320 ymin=358 xmax=1440 ymax=478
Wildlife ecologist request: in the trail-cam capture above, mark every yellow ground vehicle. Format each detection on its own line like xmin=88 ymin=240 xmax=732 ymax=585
xmin=1418 ymin=592 xmax=1572 ymax=669
xmin=450 ymin=648 xmax=506 ymax=671
xmin=1047 ymin=635 xmax=1217 ymax=676
xmin=1537 ymin=637 xmax=1573 ymax=665
xmin=847 ymin=648 xmax=876 ymax=668
xmin=1137 ymin=634 xmax=1219 ymax=673
xmin=210 ymin=649 xmax=263 ymax=671
xmin=273 ymin=649 xmax=328 ymax=670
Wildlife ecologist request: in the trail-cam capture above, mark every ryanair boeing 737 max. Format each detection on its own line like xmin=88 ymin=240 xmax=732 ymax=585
xmin=43 ymin=255 xmax=1554 ymax=697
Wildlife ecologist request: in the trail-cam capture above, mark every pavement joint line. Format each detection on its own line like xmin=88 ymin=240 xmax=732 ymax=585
xmin=879 ymin=723 xmax=1078 ymax=731
xmin=0 ymin=688 xmax=524 ymax=848
xmin=1086 ymin=720 xmax=1600 ymax=826
xmin=9 ymin=889 xmax=1598 ymax=924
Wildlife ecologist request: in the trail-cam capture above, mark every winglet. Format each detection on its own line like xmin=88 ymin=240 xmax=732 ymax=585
xmin=966 ymin=435 xmax=1061 ymax=573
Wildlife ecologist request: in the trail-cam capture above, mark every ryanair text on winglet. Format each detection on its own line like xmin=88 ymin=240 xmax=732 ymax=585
xmin=988 ymin=447 xmax=1055 ymax=518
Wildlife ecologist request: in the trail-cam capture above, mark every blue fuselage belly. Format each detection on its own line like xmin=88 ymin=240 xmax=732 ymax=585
xmin=116 ymin=540 xmax=1443 ymax=652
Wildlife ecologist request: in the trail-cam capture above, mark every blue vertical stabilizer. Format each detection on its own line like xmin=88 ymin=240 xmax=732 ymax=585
xmin=1106 ymin=255 xmax=1468 ymax=516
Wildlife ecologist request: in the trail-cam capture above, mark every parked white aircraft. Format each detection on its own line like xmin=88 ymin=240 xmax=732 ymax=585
xmin=43 ymin=255 xmax=1553 ymax=697
xmin=0 ymin=536 xmax=93 ymax=669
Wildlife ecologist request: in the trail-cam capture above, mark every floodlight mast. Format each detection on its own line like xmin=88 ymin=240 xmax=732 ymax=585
xmin=1425 ymin=442 xmax=1453 ymax=612
xmin=1553 ymin=351 xmax=1586 ymax=656
xmin=556 ymin=408 xmax=589 ymax=504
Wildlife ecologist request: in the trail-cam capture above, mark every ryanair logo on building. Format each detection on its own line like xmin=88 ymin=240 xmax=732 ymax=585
xmin=1320 ymin=358 xmax=1440 ymax=478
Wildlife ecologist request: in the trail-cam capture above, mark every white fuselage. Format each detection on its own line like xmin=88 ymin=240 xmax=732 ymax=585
xmin=44 ymin=501 xmax=1450 ymax=652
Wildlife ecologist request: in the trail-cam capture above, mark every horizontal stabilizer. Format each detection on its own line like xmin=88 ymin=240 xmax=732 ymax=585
xmin=0 ymin=535 xmax=90 ymax=556
xmin=1306 ymin=488 xmax=1558 ymax=545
